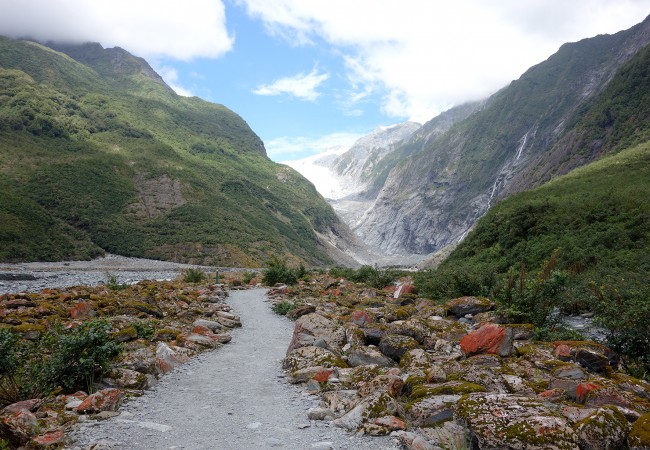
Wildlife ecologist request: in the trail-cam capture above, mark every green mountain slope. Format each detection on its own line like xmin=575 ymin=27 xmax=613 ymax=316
xmin=0 ymin=37 xmax=351 ymax=266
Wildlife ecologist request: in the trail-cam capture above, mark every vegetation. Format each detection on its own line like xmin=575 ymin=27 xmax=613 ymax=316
xmin=272 ymin=301 xmax=295 ymax=316
xmin=330 ymin=265 xmax=402 ymax=289
xmin=182 ymin=268 xmax=207 ymax=283
xmin=262 ymin=256 xmax=305 ymax=286
xmin=105 ymin=272 xmax=128 ymax=290
xmin=0 ymin=36 xmax=343 ymax=266
xmin=0 ymin=320 xmax=120 ymax=406
xmin=415 ymin=142 xmax=650 ymax=378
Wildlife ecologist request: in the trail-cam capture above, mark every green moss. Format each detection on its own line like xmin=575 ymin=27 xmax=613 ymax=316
xmin=629 ymin=413 xmax=650 ymax=446
xmin=154 ymin=328 xmax=180 ymax=341
xmin=113 ymin=326 xmax=138 ymax=342
xmin=411 ymin=381 xmax=486 ymax=400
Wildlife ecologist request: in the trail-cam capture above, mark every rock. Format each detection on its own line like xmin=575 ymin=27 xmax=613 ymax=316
xmin=192 ymin=319 xmax=223 ymax=332
xmin=629 ymin=412 xmax=650 ymax=449
xmin=155 ymin=342 xmax=191 ymax=374
xmin=103 ymin=368 xmax=154 ymax=390
xmin=379 ymin=334 xmax=420 ymax=362
xmin=399 ymin=348 xmax=435 ymax=377
xmin=575 ymin=348 xmax=610 ymax=373
xmin=332 ymin=392 xmax=398 ymax=431
xmin=362 ymin=323 xmax=388 ymax=345
xmin=363 ymin=415 xmax=407 ymax=435
xmin=348 ymin=346 xmax=395 ymax=367
xmin=411 ymin=381 xmax=486 ymax=399
xmin=286 ymin=313 xmax=346 ymax=354
xmin=32 ymin=429 xmax=65 ymax=447
xmin=0 ymin=408 xmax=38 ymax=447
xmin=394 ymin=284 xmax=418 ymax=298
xmin=460 ymin=323 xmax=514 ymax=357
xmin=283 ymin=346 xmax=348 ymax=372
xmin=406 ymin=395 xmax=461 ymax=427
xmin=446 ymin=296 xmax=494 ymax=317
xmin=322 ymin=390 xmax=361 ymax=416
xmin=501 ymin=374 xmax=536 ymax=395
xmin=121 ymin=347 xmax=158 ymax=375
xmin=288 ymin=366 xmax=330 ymax=384
xmin=2 ymin=399 xmax=41 ymax=414
xmin=215 ymin=316 xmax=241 ymax=328
xmin=350 ymin=309 xmax=375 ymax=327
xmin=358 ymin=374 xmax=404 ymax=398
xmin=552 ymin=364 xmax=587 ymax=380
xmin=77 ymin=388 xmax=123 ymax=414
xmin=395 ymin=431 xmax=436 ymax=450
xmin=576 ymin=382 xmax=601 ymax=404
xmin=307 ymin=407 xmax=335 ymax=420
xmin=455 ymin=393 xmax=580 ymax=449
xmin=69 ymin=301 xmax=94 ymax=319
xmin=575 ymin=406 xmax=629 ymax=450
xmin=286 ymin=305 xmax=316 ymax=320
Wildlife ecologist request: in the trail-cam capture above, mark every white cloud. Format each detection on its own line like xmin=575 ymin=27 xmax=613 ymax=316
xmin=265 ymin=132 xmax=363 ymax=161
xmin=238 ymin=0 xmax=650 ymax=121
xmin=0 ymin=0 xmax=234 ymax=60
xmin=155 ymin=66 xmax=193 ymax=97
xmin=253 ymin=69 xmax=329 ymax=101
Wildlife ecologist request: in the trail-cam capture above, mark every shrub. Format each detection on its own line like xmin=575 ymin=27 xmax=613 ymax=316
xmin=105 ymin=272 xmax=128 ymax=290
xmin=0 ymin=320 xmax=121 ymax=406
xmin=242 ymin=271 xmax=256 ymax=284
xmin=183 ymin=268 xmax=206 ymax=283
xmin=262 ymin=257 xmax=298 ymax=286
xmin=330 ymin=265 xmax=402 ymax=289
xmin=133 ymin=321 xmax=156 ymax=340
xmin=272 ymin=301 xmax=294 ymax=316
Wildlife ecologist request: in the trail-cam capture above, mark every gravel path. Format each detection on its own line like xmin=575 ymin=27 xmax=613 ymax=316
xmin=67 ymin=289 xmax=401 ymax=450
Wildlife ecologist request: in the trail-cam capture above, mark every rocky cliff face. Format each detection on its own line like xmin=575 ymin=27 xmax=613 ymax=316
xmin=353 ymin=15 xmax=650 ymax=257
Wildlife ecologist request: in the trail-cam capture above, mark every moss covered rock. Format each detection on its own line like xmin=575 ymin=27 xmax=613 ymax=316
xmin=629 ymin=412 xmax=650 ymax=449
xmin=455 ymin=393 xmax=580 ymax=450
xmin=379 ymin=334 xmax=420 ymax=362
xmin=283 ymin=345 xmax=348 ymax=372
xmin=575 ymin=406 xmax=629 ymax=450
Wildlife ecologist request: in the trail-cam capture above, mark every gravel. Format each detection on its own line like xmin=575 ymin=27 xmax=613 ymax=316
xmin=0 ymin=254 xmax=234 ymax=294
xmin=66 ymin=289 xmax=402 ymax=450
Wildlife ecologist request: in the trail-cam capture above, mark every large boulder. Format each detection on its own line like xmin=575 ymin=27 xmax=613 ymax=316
xmin=574 ymin=406 xmax=629 ymax=450
xmin=455 ymin=393 xmax=580 ymax=449
xmin=348 ymin=346 xmax=395 ymax=368
xmin=284 ymin=346 xmax=348 ymax=372
xmin=406 ymin=395 xmax=461 ymax=427
xmin=629 ymin=412 xmax=650 ymax=449
xmin=286 ymin=313 xmax=346 ymax=354
xmin=76 ymin=388 xmax=123 ymax=414
xmin=460 ymin=323 xmax=514 ymax=357
xmin=379 ymin=334 xmax=420 ymax=362
xmin=332 ymin=392 xmax=398 ymax=431
xmin=445 ymin=296 xmax=494 ymax=317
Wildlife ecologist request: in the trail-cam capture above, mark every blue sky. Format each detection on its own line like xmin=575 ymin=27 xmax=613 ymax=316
xmin=2 ymin=0 xmax=649 ymax=161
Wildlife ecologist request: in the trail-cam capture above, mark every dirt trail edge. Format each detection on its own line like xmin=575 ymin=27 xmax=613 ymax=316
xmin=67 ymin=288 xmax=401 ymax=450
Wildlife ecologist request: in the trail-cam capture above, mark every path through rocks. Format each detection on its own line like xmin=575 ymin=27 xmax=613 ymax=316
xmin=68 ymin=288 xmax=401 ymax=450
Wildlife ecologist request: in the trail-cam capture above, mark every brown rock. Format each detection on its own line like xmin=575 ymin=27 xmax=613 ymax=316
xmin=286 ymin=305 xmax=316 ymax=320
xmin=76 ymin=388 xmax=123 ymax=414
xmin=460 ymin=323 xmax=514 ymax=357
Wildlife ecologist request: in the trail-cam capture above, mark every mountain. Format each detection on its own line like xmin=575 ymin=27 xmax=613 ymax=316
xmin=0 ymin=37 xmax=361 ymax=266
xmin=351 ymin=15 xmax=650 ymax=257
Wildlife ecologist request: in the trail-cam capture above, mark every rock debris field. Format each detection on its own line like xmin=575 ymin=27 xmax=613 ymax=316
xmin=67 ymin=288 xmax=400 ymax=450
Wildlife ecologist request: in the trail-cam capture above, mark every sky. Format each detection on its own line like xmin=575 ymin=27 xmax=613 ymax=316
xmin=1 ymin=0 xmax=649 ymax=161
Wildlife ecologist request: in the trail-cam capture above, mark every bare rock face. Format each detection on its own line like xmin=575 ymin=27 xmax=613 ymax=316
xmin=129 ymin=174 xmax=188 ymax=219
xmin=455 ymin=393 xmax=580 ymax=450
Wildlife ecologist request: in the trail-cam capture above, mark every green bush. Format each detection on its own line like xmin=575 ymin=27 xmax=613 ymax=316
xmin=262 ymin=257 xmax=299 ymax=286
xmin=133 ymin=321 xmax=156 ymax=340
xmin=183 ymin=268 xmax=206 ymax=283
xmin=330 ymin=265 xmax=402 ymax=289
xmin=105 ymin=272 xmax=128 ymax=290
xmin=242 ymin=271 xmax=256 ymax=284
xmin=0 ymin=320 xmax=121 ymax=406
xmin=272 ymin=301 xmax=294 ymax=316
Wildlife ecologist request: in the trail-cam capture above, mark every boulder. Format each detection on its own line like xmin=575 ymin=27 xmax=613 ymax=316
xmin=103 ymin=368 xmax=155 ymax=390
xmin=455 ymin=393 xmax=580 ymax=450
xmin=155 ymin=342 xmax=191 ymax=374
xmin=379 ymin=334 xmax=420 ymax=362
xmin=406 ymin=394 xmax=461 ymax=427
xmin=32 ymin=429 xmax=65 ymax=447
xmin=192 ymin=319 xmax=223 ymax=332
xmin=286 ymin=313 xmax=346 ymax=354
xmin=399 ymin=348 xmax=436 ymax=377
xmin=322 ymin=390 xmax=361 ymax=416
xmin=629 ymin=412 xmax=650 ymax=450
xmin=460 ymin=323 xmax=514 ymax=357
xmin=0 ymin=408 xmax=38 ymax=447
xmin=358 ymin=374 xmax=404 ymax=398
xmin=575 ymin=348 xmax=610 ymax=373
xmin=348 ymin=346 xmax=395 ymax=368
xmin=76 ymin=388 xmax=123 ymax=414
xmin=363 ymin=415 xmax=407 ymax=436
xmin=350 ymin=309 xmax=375 ymax=327
xmin=575 ymin=406 xmax=629 ymax=450
xmin=286 ymin=305 xmax=316 ymax=320
xmin=446 ymin=296 xmax=494 ymax=317
xmin=283 ymin=346 xmax=348 ymax=372
xmin=332 ymin=392 xmax=398 ymax=431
